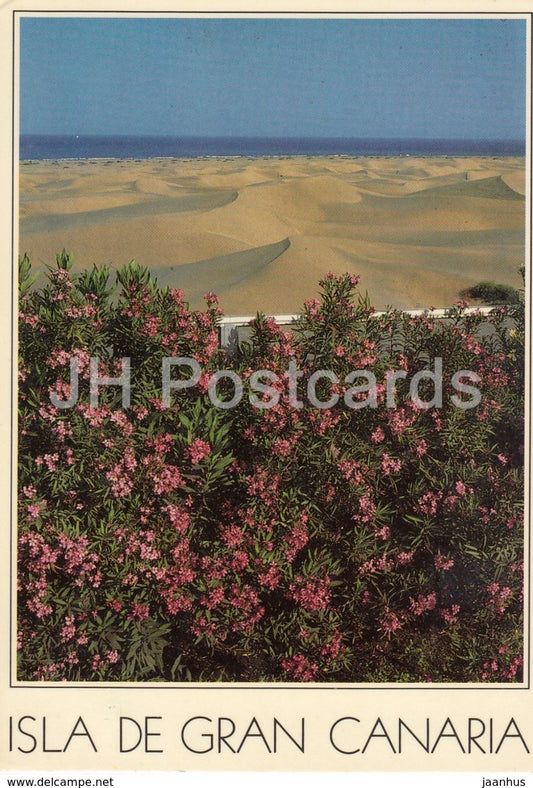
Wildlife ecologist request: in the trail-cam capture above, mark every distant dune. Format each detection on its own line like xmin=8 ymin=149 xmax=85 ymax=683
xmin=19 ymin=155 xmax=525 ymax=314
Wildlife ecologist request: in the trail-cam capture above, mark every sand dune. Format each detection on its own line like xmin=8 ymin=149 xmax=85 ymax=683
xmin=21 ymin=190 xmax=238 ymax=234
xmin=19 ymin=155 xmax=525 ymax=314
xmin=132 ymin=176 xmax=186 ymax=196
xmin=152 ymin=238 xmax=291 ymax=303
xmin=501 ymin=171 xmax=526 ymax=196
xmin=404 ymin=174 xmax=524 ymax=201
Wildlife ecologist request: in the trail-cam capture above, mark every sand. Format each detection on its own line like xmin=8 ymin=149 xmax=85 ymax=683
xmin=19 ymin=155 xmax=526 ymax=315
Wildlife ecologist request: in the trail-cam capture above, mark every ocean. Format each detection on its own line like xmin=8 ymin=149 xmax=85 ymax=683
xmin=19 ymin=135 xmax=525 ymax=161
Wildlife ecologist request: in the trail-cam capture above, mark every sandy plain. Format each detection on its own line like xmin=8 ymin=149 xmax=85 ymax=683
xmin=19 ymin=155 xmax=526 ymax=315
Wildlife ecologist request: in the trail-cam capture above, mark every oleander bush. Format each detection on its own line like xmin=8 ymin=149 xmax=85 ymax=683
xmin=17 ymin=253 xmax=524 ymax=682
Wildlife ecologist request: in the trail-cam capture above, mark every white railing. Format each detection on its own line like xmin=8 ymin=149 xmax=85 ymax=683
xmin=218 ymin=305 xmax=504 ymax=349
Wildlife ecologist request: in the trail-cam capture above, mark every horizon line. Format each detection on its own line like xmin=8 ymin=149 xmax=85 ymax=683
xmin=20 ymin=133 xmax=526 ymax=143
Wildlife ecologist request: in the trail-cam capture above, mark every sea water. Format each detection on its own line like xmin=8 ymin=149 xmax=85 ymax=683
xmin=19 ymin=135 xmax=525 ymax=161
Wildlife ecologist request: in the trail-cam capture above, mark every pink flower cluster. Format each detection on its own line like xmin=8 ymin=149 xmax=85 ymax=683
xmin=288 ymin=575 xmax=331 ymax=612
xmin=17 ymin=266 xmax=524 ymax=682
xmin=281 ymin=654 xmax=319 ymax=682
xmin=187 ymin=438 xmax=212 ymax=464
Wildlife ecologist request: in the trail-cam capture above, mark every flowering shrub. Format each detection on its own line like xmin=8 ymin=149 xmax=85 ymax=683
xmin=18 ymin=253 xmax=524 ymax=682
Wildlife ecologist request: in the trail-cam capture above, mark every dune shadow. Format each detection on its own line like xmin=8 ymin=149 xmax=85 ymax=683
xmin=20 ymin=190 xmax=238 ymax=234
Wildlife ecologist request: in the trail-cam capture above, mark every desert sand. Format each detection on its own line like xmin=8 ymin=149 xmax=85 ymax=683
xmin=19 ymin=155 xmax=525 ymax=315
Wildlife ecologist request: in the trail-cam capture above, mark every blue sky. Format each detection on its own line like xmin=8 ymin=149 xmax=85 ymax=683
xmin=19 ymin=16 xmax=527 ymax=139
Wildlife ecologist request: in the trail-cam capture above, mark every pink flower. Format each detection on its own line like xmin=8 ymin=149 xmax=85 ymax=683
xmin=130 ymin=602 xmax=150 ymax=621
xmin=304 ymin=298 xmax=321 ymax=318
xmin=320 ymin=631 xmax=344 ymax=662
xmin=410 ymin=592 xmax=437 ymax=616
xmin=106 ymin=447 xmax=137 ymax=498
xmin=20 ymin=311 xmax=38 ymax=327
xmin=387 ymin=407 xmax=416 ymax=436
xmin=166 ymin=593 xmax=193 ymax=615
xmin=281 ymin=654 xmax=318 ymax=682
xmin=201 ymin=586 xmax=225 ymax=610
xmin=337 ymin=458 xmax=364 ymax=485
xmin=434 ymin=554 xmax=454 ymax=571
xmin=151 ymin=464 xmax=184 ymax=495
xmin=285 ymin=516 xmax=309 ymax=562
xmin=258 ymin=562 xmax=281 ymax=590
xmin=163 ymin=505 xmax=191 ymax=534
xmin=288 ymin=575 xmax=331 ymax=612
xmin=380 ymin=609 xmax=402 ymax=634
xmin=381 ymin=453 xmax=402 ymax=475
xmin=230 ymin=550 xmax=249 ymax=571
xmin=187 ymin=438 xmax=211 ymax=465
xmin=272 ymin=438 xmax=293 ymax=457
xmin=43 ymin=453 xmax=59 ymax=472
xmin=486 ymin=583 xmax=513 ymax=615
xmin=415 ymin=490 xmax=442 ymax=516
xmin=354 ymin=492 xmax=376 ymax=524
xmin=26 ymin=503 xmax=43 ymax=521
xmin=359 ymin=552 xmax=394 ymax=576
xmin=190 ymin=616 xmax=217 ymax=639
xmin=142 ymin=315 xmax=161 ymax=337
xmin=170 ymin=287 xmax=186 ymax=303
xmin=220 ymin=524 xmax=244 ymax=548
xmin=109 ymin=410 xmax=134 ymax=435
xmin=455 ymin=480 xmax=467 ymax=496
xmin=78 ymin=404 xmax=110 ymax=427
xmin=60 ymin=615 xmax=77 ymax=641
xmin=371 ymin=427 xmax=385 ymax=444
xmin=204 ymin=291 xmax=220 ymax=306
xmin=414 ymin=439 xmax=427 ymax=457
xmin=146 ymin=433 xmax=174 ymax=455
xmin=396 ymin=550 xmax=414 ymax=566
xmin=229 ymin=584 xmax=264 ymax=632
xmin=440 ymin=605 xmax=460 ymax=624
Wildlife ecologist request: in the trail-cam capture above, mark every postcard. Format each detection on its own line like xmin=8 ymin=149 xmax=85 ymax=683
xmin=0 ymin=2 xmax=531 ymax=779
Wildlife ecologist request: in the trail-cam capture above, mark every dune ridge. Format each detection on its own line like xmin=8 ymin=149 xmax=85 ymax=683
xmin=19 ymin=155 xmax=525 ymax=314
xmin=151 ymin=238 xmax=291 ymax=303
xmin=21 ymin=190 xmax=238 ymax=234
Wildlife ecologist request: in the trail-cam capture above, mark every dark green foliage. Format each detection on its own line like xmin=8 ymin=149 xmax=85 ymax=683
xmin=467 ymin=281 xmax=520 ymax=305
xmin=17 ymin=257 xmax=524 ymax=683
